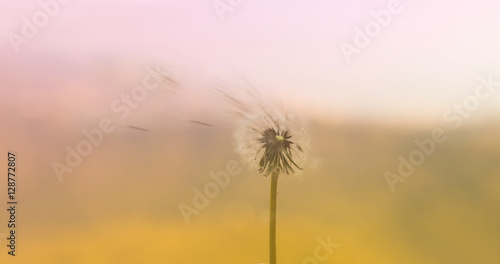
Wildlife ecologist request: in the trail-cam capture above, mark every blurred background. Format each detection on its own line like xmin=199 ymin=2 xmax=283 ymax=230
xmin=0 ymin=0 xmax=500 ymax=263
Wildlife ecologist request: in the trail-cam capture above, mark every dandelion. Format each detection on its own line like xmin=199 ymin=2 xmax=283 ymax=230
xmin=218 ymin=84 xmax=309 ymax=264
xmin=235 ymin=112 xmax=308 ymax=177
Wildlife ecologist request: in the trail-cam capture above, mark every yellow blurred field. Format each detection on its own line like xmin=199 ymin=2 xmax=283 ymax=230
xmin=2 ymin=119 xmax=499 ymax=263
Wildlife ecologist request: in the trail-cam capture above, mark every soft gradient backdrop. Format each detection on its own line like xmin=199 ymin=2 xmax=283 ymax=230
xmin=0 ymin=0 xmax=499 ymax=263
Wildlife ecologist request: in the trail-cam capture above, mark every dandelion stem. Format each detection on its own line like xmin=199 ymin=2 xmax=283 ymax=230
xmin=269 ymin=170 xmax=279 ymax=264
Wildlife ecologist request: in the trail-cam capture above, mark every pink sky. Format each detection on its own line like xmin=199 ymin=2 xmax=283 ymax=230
xmin=1 ymin=0 xmax=500 ymax=125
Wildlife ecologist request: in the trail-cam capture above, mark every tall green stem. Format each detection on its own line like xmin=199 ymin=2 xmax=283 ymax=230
xmin=269 ymin=171 xmax=279 ymax=264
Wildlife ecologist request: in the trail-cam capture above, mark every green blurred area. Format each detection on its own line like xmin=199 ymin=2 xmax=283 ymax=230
xmin=2 ymin=119 xmax=500 ymax=264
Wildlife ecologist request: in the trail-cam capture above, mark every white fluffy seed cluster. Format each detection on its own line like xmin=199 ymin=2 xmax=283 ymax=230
xmin=218 ymin=85 xmax=310 ymax=177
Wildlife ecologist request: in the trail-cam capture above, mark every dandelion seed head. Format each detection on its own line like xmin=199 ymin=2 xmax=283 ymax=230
xmin=215 ymin=78 xmax=311 ymax=177
xmin=234 ymin=106 xmax=310 ymax=177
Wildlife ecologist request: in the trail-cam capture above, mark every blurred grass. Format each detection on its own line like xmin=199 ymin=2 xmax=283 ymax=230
xmin=2 ymin=119 xmax=500 ymax=263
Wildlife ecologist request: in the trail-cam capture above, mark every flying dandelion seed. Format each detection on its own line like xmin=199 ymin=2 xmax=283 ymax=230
xmin=217 ymin=82 xmax=310 ymax=264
